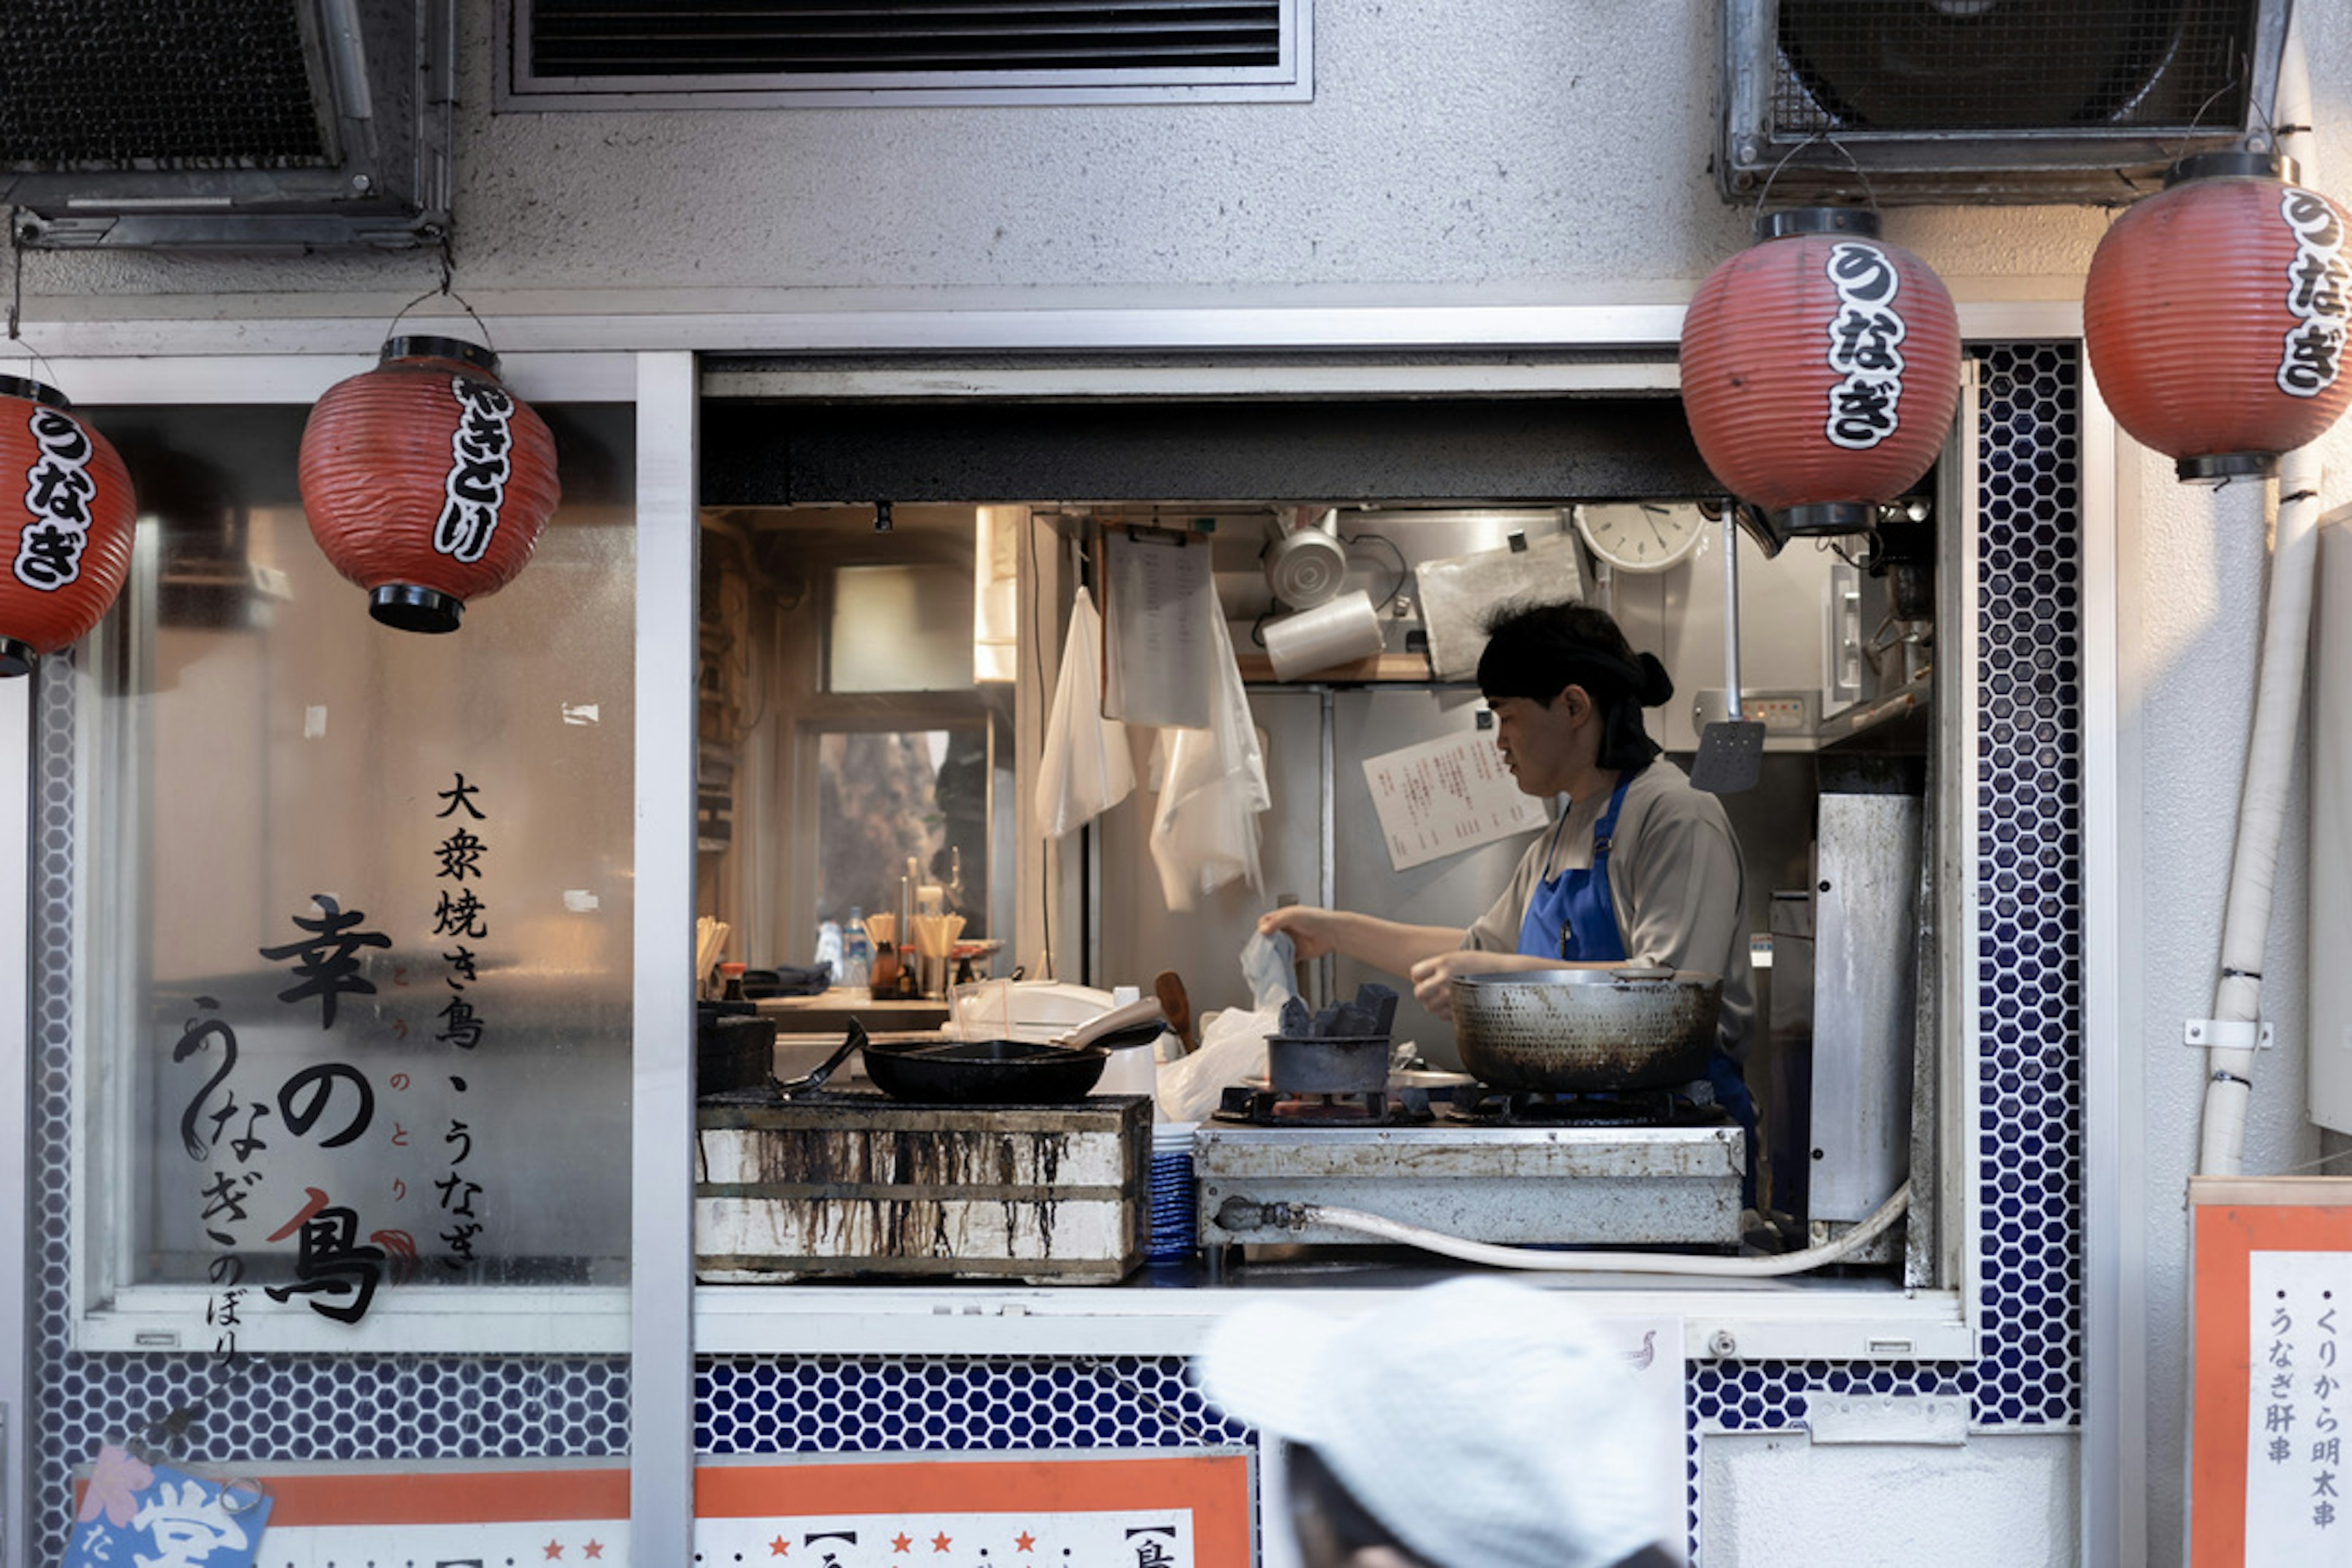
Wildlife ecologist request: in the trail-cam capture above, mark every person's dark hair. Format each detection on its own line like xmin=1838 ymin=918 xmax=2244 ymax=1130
xmin=1475 ymin=598 xmax=1673 ymax=772
xmin=1286 ymin=1444 xmax=1433 ymax=1564
xmin=1287 ymin=1441 xmax=1676 ymax=1568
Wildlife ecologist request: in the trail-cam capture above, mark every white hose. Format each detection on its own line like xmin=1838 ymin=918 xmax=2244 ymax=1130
xmin=2196 ymin=25 xmax=2326 ymax=1178
xmin=1255 ymin=1181 xmax=1910 ymax=1278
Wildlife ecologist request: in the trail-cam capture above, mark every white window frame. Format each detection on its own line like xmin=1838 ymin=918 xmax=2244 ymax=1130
xmin=55 ymin=349 xmax=650 ymax=1356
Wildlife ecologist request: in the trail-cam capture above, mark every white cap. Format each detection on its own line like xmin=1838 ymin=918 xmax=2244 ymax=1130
xmin=1192 ymin=1277 xmax=1674 ymax=1568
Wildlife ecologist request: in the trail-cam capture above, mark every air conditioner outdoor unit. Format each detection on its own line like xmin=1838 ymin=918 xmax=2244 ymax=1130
xmin=2 ymin=0 xmax=453 ymax=252
xmin=1719 ymin=0 xmax=2293 ymax=206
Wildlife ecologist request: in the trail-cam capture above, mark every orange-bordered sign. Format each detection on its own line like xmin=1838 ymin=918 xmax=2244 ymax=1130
xmin=73 ymin=1450 xmax=1253 ymax=1566
xmin=2191 ymin=1176 xmax=2352 ymax=1566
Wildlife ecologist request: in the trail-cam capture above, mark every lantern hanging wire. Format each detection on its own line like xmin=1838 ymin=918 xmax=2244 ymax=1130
xmin=1754 ymin=132 xmax=1882 ymax=228
xmin=379 ymin=232 xmax=499 ymax=361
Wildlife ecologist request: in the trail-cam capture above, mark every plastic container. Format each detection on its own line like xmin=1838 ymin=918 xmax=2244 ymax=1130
xmin=1147 ymin=1123 xmax=1200 ymax=1262
xmin=842 ymin=907 xmax=872 ymax=992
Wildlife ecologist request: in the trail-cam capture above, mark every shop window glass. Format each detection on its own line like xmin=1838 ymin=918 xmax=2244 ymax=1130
xmin=812 ymin=726 xmax=997 ymax=944
xmin=827 ymin=562 xmax=973 ymax=692
xmin=67 ymin=402 xmax=636 ymax=1350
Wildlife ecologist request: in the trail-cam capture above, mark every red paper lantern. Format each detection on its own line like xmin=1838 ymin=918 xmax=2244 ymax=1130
xmin=298 ymin=336 xmax=560 ymax=633
xmin=1680 ymin=209 xmax=1962 ymax=545
xmin=2084 ymin=152 xmax=2352 ymax=484
xmin=0 ymin=375 xmax=137 ymax=677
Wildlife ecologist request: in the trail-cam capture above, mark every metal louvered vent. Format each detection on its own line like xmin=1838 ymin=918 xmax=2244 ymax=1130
xmin=1 ymin=1 xmax=331 ymax=172
xmin=1720 ymin=0 xmax=2291 ymax=206
xmin=2 ymin=0 xmax=453 ymax=252
xmin=502 ymin=1 xmax=1310 ymax=108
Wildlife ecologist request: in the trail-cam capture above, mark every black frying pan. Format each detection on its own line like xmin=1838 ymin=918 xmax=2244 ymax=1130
xmin=778 ymin=1011 xmax=1163 ymax=1107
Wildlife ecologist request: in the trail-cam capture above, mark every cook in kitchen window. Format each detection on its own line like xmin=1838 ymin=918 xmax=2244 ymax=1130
xmin=1256 ymin=598 xmax=1757 ymax=1145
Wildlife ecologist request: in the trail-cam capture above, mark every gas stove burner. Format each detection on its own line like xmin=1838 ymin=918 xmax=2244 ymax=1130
xmin=1212 ymin=1084 xmax=1429 ymax=1127
xmin=1438 ymin=1082 xmax=1731 ymax=1128
xmin=1272 ymin=1092 xmax=1385 ymax=1123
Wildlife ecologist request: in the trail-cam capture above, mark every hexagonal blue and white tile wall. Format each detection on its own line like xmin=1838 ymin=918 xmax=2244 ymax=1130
xmin=1681 ymin=344 xmax=2084 ymax=1549
xmin=30 ymin=345 xmax=2081 ymax=1564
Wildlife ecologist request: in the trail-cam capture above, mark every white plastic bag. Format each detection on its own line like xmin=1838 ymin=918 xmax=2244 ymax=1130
xmin=1034 ymin=587 xmax=1136 ymax=839
xmin=1147 ymin=605 xmax=1270 ymax=908
xmin=1156 ymin=1004 xmax=1280 ymax=1123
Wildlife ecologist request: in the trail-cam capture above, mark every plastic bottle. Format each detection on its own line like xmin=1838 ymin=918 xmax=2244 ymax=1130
xmin=814 ymin=918 xmax=843 ymax=983
xmin=842 ymin=907 xmax=873 ymax=992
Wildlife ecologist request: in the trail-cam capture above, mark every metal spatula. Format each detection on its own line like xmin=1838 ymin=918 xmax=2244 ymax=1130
xmin=1689 ymin=510 xmax=1763 ymax=794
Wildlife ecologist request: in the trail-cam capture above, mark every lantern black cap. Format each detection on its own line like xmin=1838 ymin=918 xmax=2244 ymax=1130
xmin=0 ymin=375 xmax=71 ymax=410
xmin=0 ymin=638 xmax=37 ymax=677
xmin=371 ymin=584 xmax=466 ymax=635
xmin=1757 ymin=207 xmax=1882 ymax=244
xmin=2176 ymin=451 xmax=2280 ymax=485
xmin=380 ymin=336 xmax=500 ymax=377
xmin=2166 ymin=151 xmax=2298 ymax=188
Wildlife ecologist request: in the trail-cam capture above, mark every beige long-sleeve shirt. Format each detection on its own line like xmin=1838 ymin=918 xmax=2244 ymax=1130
xmin=1466 ymin=759 xmax=1757 ymax=1063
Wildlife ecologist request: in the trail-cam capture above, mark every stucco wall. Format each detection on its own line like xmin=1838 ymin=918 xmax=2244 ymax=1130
xmin=16 ymin=0 xmax=2118 ymax=314
xmin=13 ymin=3 xmax=2352 ymax=1564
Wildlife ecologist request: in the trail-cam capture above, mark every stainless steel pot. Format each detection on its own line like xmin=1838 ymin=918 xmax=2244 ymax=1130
xmin=1450 ymin=968 xmax=1721 ymax=1091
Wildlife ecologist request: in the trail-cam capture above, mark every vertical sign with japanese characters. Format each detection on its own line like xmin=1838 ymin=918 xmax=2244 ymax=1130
xmin=2191 ymin=1178 xmax=2352 ymax=1567
xmin=176 ymin=769 xmax=508 ymax=1346
xmin=2245 ymin=1251 xmax=2352 ymax=1562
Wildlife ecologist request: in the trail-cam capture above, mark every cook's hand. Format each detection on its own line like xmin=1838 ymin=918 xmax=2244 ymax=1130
xmin=1408 ymin=948 xmax=1532 ymax=1020
xmin=1257 ymin=905 xmax=1338 ymax=962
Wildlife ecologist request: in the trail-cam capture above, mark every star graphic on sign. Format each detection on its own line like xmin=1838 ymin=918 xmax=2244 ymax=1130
xmin=543 ymin=1544 xmax=565 ymax=1561
xmin=769 ymin=1537 xmax=791 ymax=1556
xmin=932 ymin=1531 xmax=954 ymax=1552
xmin=892 ymin=1532 xmax=913 ymax=1553
xmin=1015 ymin=1531 xmax=1037 ymax=1551
xmin=583 ymin=1545 xmax=605 ymax=1561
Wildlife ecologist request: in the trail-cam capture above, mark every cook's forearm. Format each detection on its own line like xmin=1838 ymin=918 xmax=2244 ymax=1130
xmin=1321 ymin=913 xmax=1467 ymax=979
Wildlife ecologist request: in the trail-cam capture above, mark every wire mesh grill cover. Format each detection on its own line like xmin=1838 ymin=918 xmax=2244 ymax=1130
xmin=0 ymin=0 xmax=332 ymax=172
xmin=1773 ymin=0 xmax=2254 ymax=134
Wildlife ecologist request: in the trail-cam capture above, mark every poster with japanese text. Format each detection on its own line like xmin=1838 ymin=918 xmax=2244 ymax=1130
xmin=696 ymin=1451 xmax=1253 ymax=1568
xmin=2191 ymin=1177 xmax=2352 ymax=1566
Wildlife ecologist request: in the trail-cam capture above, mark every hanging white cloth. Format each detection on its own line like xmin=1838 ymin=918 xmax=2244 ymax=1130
xmin=1148 ymin=602 xmax=1270 ymax=909
xmin=1034 ymin=587 xmax=1136 ymax=839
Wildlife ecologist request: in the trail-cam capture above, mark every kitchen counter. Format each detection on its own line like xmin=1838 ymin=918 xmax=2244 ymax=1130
xmin=753 ymin=992 xmax=951 ymax=1035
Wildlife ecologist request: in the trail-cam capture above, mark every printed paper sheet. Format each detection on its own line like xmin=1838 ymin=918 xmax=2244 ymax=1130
xmin=1360 ymin=729 xmax=1548 ymax=872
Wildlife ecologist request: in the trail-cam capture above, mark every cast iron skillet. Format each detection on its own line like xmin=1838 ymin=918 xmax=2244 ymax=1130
xmin=778 ymin=1012 xmax=1162 ymax=1106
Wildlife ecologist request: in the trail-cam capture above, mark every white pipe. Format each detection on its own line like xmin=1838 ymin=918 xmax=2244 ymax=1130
xmin=1263 ymin=1182 xmax=1910 ymax=1278
xmin=2196 ymin=26 xmax=2326 ymax=1178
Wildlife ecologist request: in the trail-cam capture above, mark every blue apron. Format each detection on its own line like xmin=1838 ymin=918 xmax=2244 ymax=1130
xmin=1513 ymin=776 xmax=1757 ymax=1175
xmin=1517 ymin=777 xmax=1635 ymax=964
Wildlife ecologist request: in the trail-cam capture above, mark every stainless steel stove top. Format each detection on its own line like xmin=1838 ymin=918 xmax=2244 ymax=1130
xmin=1194 ymin=1078 xmax=1744 ymax=1252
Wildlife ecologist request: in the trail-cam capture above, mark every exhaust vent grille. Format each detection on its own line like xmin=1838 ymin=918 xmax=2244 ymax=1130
xmin=504 ymin=0 xmax=1308 ymax=107
xmin=1 ymin=0 xmax=333 ymax=171
xmin=1720 ymin=0 xmax=2291 ymax=205
xmin=3 ymin=0 xmax=453 ymax=252
xmin=1771 ymin=0 xmax=2251 ymax=137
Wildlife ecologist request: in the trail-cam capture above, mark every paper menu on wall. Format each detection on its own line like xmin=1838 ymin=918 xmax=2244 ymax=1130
xmin=1361 ymin=730 xmax=1549 ymax=872
xmin=1102 ymin=529 xmax=1215 ymax=730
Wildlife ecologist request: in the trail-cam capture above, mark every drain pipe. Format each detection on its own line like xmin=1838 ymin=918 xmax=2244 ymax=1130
xmin=1213 ymin=1182 xmax=1910 ymax=1278
xmin=2195 ymin=26 xmax=2325 ymax=1178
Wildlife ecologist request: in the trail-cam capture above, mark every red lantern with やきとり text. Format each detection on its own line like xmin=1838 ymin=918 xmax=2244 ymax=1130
xmin=298 ymin=336 xmax=560 ymax=633
xmin=1679 ymin=208 xmax=1962 ymax=549
xmin=2084 ymin=152 xmax=2352 ymax=484
xmin=0 ymin=375 xmax=137 ymax=676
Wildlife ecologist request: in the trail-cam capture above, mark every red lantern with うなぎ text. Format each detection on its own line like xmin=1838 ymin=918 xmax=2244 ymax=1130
xmin=298 ymin=336 xmax=560 ymax=633
xmin=2084 ymin=152 xmax=2352 ymax=484
xmin=1679 ymin=208 xmax=1962 ymax=547
xmin=0 ymin=375 xmax=137 ymax=676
